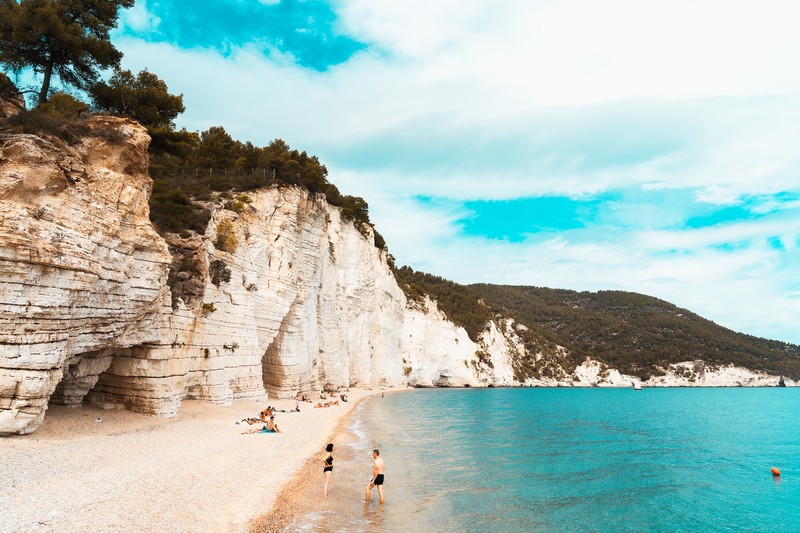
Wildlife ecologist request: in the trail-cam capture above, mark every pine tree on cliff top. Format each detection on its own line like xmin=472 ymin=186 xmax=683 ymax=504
xmin=0 ymin=0 xmax=133 ymax=104
xmin=90 ymin=68 xmax=185 ymax=130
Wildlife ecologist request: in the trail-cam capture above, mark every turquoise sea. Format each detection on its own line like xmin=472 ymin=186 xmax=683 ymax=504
xmin=287 ymin=388 xmax=799 ymax=532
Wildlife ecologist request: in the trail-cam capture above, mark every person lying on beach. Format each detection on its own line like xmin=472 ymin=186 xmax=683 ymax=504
xmin=241 ymin=425 xmax=276 ymax=435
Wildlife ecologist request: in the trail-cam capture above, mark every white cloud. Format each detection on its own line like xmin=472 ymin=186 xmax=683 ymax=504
xmin=336 ymin=0 xmax=800 ymax=105
xmin=119 ymin=1 xmax=161 ymax=33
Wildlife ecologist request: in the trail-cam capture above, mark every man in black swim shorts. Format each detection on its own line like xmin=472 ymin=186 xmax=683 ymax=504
xmin=366 ymin=449 xmax=385 ymax=503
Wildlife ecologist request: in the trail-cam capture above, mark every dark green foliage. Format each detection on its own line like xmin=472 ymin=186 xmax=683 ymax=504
xmin=90 ymin=68 xmax=185 ymax=129
xmin=209 ymin=259 xmax=231 ymax=286
xmin=373 ymin=229 xmax=386 ymax=251
xmin=39 ymin=91 xmax=87 ymax=119
xmin=0 ymin=92 xmax=98 ymax=141
xmin=0 ymin=0 xmax=133 ymax=104
xmin=1 ymin=106 xmax=65 ymax=136
xmin=392 ymin=265 xmax=492 ymax=343
xmin=471 ymin=284 xmax=800 ymax=380
xmin=148 ymin=184 xmax=211 ymax=234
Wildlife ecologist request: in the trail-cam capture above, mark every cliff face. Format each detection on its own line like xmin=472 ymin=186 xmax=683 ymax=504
xmin=0 ymin=121 xmax=792 ymax=435
xmin=0 ymin=119 xmax=172 ymax=434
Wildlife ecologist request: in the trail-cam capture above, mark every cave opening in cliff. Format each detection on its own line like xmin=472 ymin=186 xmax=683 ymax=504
xmin=261 ymin=339 xmax=287 ymax=398
xmin=49 ymin=348 xmax=116 ymax=407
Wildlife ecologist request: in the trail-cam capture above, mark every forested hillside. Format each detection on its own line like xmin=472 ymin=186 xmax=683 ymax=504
xmin=471 ymin=284 xmax=800 ymax=380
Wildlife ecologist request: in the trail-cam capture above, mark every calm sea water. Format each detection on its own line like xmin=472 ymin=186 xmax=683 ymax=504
xmin=286 ymin=388 xmax=800 ymax=532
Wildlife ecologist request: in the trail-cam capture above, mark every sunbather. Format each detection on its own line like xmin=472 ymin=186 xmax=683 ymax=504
xmin=241 ymin=425 xmax=275 ymax=435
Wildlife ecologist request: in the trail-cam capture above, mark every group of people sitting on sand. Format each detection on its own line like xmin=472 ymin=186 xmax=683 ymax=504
xmin=295 ymin=388 xmax=350 ymax=405
xmin=242 ymin=387 xmax=355 ymax=433
xmin=240 ymin=403 xmax=306 ymax=434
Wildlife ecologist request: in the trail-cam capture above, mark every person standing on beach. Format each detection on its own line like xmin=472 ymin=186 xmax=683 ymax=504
xmin=365 ymin=449 xmax=385 ymax=503
xmin=322 ymin=443 xmax=334 ymax=499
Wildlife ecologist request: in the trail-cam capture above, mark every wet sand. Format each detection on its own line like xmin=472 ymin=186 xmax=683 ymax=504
xmin=0 ymin=389 xmax=385 ymax=532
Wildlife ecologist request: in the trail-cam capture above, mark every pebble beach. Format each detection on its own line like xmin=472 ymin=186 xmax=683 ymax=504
xmin=0 ymin=388 xmax=385 ymax=532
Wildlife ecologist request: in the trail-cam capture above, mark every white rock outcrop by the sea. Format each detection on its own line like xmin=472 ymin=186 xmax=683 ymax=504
xmin=0 ymin=120 xmax=793 ymax=435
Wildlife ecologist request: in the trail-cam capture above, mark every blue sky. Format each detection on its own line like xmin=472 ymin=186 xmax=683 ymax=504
xmin=103 ymin=0 xmax=800 ymax=343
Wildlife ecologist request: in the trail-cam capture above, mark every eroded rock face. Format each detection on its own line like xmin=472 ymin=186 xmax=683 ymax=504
xmin=150 ymin=188 xmax=492 ymax=403
xmin=0 ymin=119 xmax=172 ymax=434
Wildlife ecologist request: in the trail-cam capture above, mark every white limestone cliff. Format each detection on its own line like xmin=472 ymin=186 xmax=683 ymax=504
xmin=0 ymin=119 xmax=172 ymax=434
xmin=0 ymin=121 xmax=793 ymax=436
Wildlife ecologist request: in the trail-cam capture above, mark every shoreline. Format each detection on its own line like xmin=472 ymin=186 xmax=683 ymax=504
xmin=0 ymin=388 xmax=393 ymax=532
xmin=248 ymin=388 xmax=404 ymax=532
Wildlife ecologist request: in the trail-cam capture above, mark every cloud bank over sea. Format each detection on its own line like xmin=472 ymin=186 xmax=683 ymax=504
xmin=112 ymin=0 xmax=800 ymax=343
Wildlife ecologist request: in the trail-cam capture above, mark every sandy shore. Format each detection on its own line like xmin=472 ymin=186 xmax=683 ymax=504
xmin=0 ymin=388 xmax=385 ymax=532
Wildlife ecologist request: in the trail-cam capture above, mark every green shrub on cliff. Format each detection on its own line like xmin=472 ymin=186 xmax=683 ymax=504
xmin=215 ymin=219 xmax=238 ymax=253
xmin=39 ymin=92 xmax=88 ymax=120
xmin=209 ymin=259 xmax=231 ymax=286
xmin=90 ymin=68 xmax=184 ymax=130
xmin=149 ymin=185 xmax=211 ymax=234
xmin=0 ymin=92 xmax=94 ymax=141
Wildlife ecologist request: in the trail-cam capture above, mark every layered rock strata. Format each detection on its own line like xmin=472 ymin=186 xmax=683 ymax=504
xmin=0 ymin=119 xmax=171 ymax=434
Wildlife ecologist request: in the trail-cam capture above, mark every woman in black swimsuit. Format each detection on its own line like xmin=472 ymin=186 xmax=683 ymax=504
xmin=322 ymin=443 xmax=334 ymax=498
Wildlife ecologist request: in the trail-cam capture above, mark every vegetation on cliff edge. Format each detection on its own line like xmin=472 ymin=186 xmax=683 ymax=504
xmin=0 ymin=1 xmax=384 ymax=249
